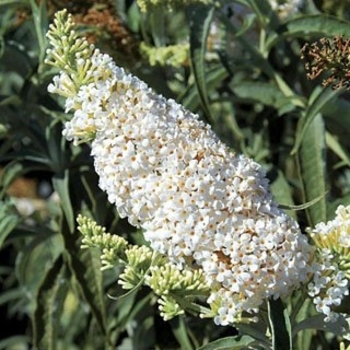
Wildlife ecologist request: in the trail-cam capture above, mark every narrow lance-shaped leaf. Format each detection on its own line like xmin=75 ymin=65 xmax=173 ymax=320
xmin=292 ymin=87 xmax=338 ymax=155
xmin=0 ymin=336 xmax=30 ymax=349
xmin=32 ymin=255 xmax=64 ymax=350
xmin=270 ymin=170 xmax=296 ymax=219
xmin=170 ymin=316 xmax=194 ymax=350
xmin=268 ymin=298 xmax=292 ymax=350
xmin=293 ymin=314 xmax=350 ymax=338
xmin=52 ymin=170 xmax=75 ymax=233
xmin=0 ymin=162 xmax=25 ymax=198
xmin=325 ymin=131 xmax=350 ymax=167
xmin=179 ymin=66 xmax=228 ymax=112
xmin=197 ymin=335 xmax=256 ymax=350
xmin=0 ymin=201 xmax=20 ymax=248
xmin=231 ymin=81 xmax=295 ymax=112
xmin=60 ymin=214 xmax=110 ymax=347
xmin=296 ymin=113 xmax=327 ymax=227
xmin=187 ymin=3 xmax=215 ymax=124
xmin=29 ymin=0 xmax=48 ymax=62
xmin=266 ymin=14 xmax=350 ymax=50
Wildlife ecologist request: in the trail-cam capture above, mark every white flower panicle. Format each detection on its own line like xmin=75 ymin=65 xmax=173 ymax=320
xmin=46 ymin=10 xmax=312 ymax=325
xmin=307 ymin=205 xmax=350 ymax=322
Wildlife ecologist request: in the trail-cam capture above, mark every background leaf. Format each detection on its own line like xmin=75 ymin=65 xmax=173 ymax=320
xmin=61 ymin=215 xmax=111 ymax=348
xmin=268 ymin=298 xmax=292 ymax=350
xmin=32 ymin=255 xmax=64 ymax=350
xmin=197 ymin=335 xmax=255 ymax=350
xmin=52 ymin=171 xmax=75 ymax=234
xmin=296 ymin=113 xmax=327 ymax=226
xmin=187 ymin=3 xmax=215 ymax=123
xmin=267 ymin=14 xmax=350 ymax=49
xmin=0 ymin=201 xmax=20 ymax=248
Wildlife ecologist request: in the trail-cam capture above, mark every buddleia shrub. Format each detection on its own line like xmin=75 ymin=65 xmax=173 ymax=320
xmin=2 ymin=1 xmax=350 ymax=349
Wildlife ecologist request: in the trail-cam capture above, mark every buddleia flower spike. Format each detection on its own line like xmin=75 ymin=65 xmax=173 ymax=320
xmin=46 ymin=10 xmax=313 ymax=325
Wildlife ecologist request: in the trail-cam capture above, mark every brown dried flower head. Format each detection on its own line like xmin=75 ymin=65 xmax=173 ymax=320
xmin=301 ymin=36 xmax=350 ymax=90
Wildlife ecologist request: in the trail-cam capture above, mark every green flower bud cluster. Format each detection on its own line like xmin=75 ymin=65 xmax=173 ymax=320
xmin=146 ymin=264 xmax=208 ymax=296
xmin=140 ymin=42 xmax=189 ymax=67
xmin=77 ymin=214 xmax=128 ymax=269
xmin=118 ymin=245 xmax=155 ymax=290
xmin=45 ymin=9 xmax=95 ymax=96
xmin=145 ymin=264 xmax=209 ymax=320
xmin=77 ymin=215 xmax=209 ymax=320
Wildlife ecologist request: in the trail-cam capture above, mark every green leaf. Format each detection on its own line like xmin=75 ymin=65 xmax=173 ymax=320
xmin=197 ymin=335 xmax=255 ymax=350
xmin=0 ymin=336 xmax=30 ymax=350
xmin=180 ymin=65 xmax=228 ymax=112
xmin=236 ymin=0 xmax=279 ymax=30
xmin=52 ymin=171 xmax=75 ymax=233
xmin=231 ymin=81 xmax=295 ymax=112
xmin=325 ymin=131 xmax=350 ymax=167
xmin=29 ymin=0 xmax=48 ymax=62
xmin=0 ymin=287 xmax=24 ymax=307
xmin=32 ymin=255 xmax=64 ymax=350
xmin=270 ymin=170 xmax=296 ymax=219
xmin=0 ymin=0 xmax=27 ymax=5
xmin=268 ymin=298 xmax=292 ymax=350
xmin=293 ymin=314 xmax=350 ymax=338
xmin=291 ymin=298 xmax=314 ymax=350
xmin=296 ymin=113 xmax=327 ymax=226
xmin=292 ymin=87 xmax=338 ymax=155
xmin=187 ymin=3 xmax=215 ymax=123
xmin=14 ymin=232 xmax=63 ymax=317
xmin=0 ymin=201 xmax=19 ymax=248
xmin=131 ymin=315 xmax=154 ymax=350
xmin=0 ymin=162 xmax=24 ymax=198
xmin=170 ymin=316 xmax=194 ymax=350
xmin=266 ymin=14 xmax=350 ymax=49
xmin=45 ymin=122 xmax=67 ymax=173
xmin=61 ymin=215 xmax=110 ymax=347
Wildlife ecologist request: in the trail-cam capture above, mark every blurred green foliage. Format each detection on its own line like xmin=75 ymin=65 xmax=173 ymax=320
xmin=1 ymin=0 xmax=350 ymax=349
